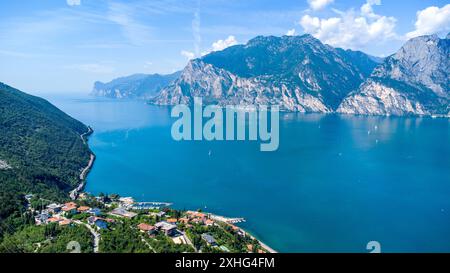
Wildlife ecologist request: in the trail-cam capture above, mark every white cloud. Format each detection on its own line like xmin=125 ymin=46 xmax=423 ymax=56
xmin=181 ymin=35 xmax=238 ymax=60
xmin=66 ymin=0 xmax=81 ymax=6
xmin=300 ymin=0 xmax=397 ymax=50
xmin=406 ymin=4 xmax=450 ymax=39
xmin=286 ymin=29 xmax=296 ymax=36
xmin=361 ymin=0 xmax=381 ymax=18
xmin=211 ymin=35 xmax=238 ymax=52
xmin=308 ymin=0 xmax=334 ymax=11
xmin=181 ymin=50 xmax=195 ymax=60
xmin=200 ymin=35 xmax=239 ymax=56
xmin=192 ymin=9 xmax=201 ymax=56
xmin=107 ymin=2 xmax=153 ymax=46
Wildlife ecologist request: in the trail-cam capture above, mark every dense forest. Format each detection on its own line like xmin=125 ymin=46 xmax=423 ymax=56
xmin=0 ymin=82 xmax=92 ymax=242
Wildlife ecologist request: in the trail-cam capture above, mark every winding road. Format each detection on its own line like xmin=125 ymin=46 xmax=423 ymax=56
xmin=75 ymin=220 xmax=100 ymax=253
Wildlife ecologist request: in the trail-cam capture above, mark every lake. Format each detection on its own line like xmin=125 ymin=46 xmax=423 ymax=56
xmin=47 ymin=94 xmax=450 ymax=253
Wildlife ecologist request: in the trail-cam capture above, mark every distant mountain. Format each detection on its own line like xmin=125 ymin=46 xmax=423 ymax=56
xmin=151 ymin=35 xmax=380 ymax=112
xmin=0 ymin=82 xmax=92 ymax=233
xmin=338 ymin=34 xmax=449 ymax=116
xmin=92 ymin=71 xmax=181 ymax=99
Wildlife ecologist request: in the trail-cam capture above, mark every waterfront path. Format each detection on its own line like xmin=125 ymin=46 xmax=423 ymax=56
xmin=70 ymin=153 xmax=95 ymax=200
xmin=70 ymin=127 xmax=96 ymax=200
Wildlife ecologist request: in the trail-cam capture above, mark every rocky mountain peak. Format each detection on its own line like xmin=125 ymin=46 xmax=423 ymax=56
xmin=152 ymin=34 xmax=379 ymax=111
xmin=338 ymin=34 xmax=449 ymax=116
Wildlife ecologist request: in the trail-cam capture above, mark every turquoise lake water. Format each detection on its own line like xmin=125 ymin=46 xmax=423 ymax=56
xmin=47 ymin=95 xmax=450 ymax=253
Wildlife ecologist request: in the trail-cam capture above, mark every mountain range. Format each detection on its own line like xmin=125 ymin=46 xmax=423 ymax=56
xmin=91 ymin=72 xmax=181 ymax=99
xmin=151 ymin=34 xmax=382 ymax=112
xmin=94 ymin=33 xmax=449 ymax=117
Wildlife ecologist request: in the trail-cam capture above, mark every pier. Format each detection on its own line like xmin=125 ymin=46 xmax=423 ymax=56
xmin=131 ymin=201 xmax=172 ymax=210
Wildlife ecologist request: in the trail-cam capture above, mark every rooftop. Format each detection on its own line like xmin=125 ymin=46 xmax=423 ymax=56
xmin=137 ymin=223 xmax=155 ymax=231
xmin=110 ymin=208 xmax=137 ymax=218
xmin=155 ymin=221 xmax=177 ymax=231
xmin=77 ymin=206 xmax=91 ymax=212
xmin=201 ymin=233 xmax=217 ymax=245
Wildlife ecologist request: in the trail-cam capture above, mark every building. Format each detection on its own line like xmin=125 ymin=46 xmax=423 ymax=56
xmin=179 ymin=217 xmax=189 ymax=224
xmin=88 ymin=216 xmax=108 ymax=229
xmin=205 ymin=219 xmax=214 ymax=226
xmin=63 ymin=202 xmax=77 ymax=208
xmin=59 ymin=219 xmax=72 ymax=226
xmin=77 ymin=206 xmax=91 ymax=213
xmin=46 ymin=203 xmax=62 ymax=214
xmin=88 ymin=208 xmax=102 ymax=216
xmin=119 ymin=197 xmax=135 ymax=206
xmin=187 ymin=211 xmax=207 ymax=219
xmin=166 ymin=218 xmax=178 ymax=224
xmin=137 ymin=223 xmax=156 ymax=235
xmin=201 ymin=233 xmax=217 ymax=246
xmin=95 ymin=220 xmax=108 ymax=229
xmin=25 ymin=194 xmax=34 ymax=201
xmin=109 ymin=208 xmax=137 ymax=219
xmin=155 ymin=221 xmax=177 ymax=236
xmin=62 ymin=202 xmax=78 ymax=215
xmin=35 ymin=213 xmax=49 ymax=225
xmin=47 ymin=217 xmax=62 ymax=224
xmin=150 ymin=211 xmax=166 ymax=218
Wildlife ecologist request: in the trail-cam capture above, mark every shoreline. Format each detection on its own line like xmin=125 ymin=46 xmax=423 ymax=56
xmin=208 ymin=213 xmax=277 ymax=253
xmin=70 ymin=127 xmax=96 ymax=200
xmin=76 ymin=125 xmax=278 ymax=253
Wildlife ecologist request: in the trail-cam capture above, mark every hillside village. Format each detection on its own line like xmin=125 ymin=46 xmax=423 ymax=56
xmin=22 ymin=193 xmax=271 ymax=253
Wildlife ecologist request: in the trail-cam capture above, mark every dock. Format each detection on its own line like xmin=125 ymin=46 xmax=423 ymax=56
xmin=131 ymin=201 xmax=172 ymax=210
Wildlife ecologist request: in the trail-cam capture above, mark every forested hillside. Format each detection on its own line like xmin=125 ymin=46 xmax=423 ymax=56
xmin=0 ymin=82 xmax=92 ymax=238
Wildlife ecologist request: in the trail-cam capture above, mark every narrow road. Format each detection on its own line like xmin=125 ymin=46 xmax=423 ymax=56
xmin=80 ymin=126 xmax=93 ymax=145
xmin=70 ymin=127 xmax=95 ymax=200
xmin=80 ymin=154 xmax=95 ymax=180
xmin=70 ymin=153 xmax=95 ymax=200
xmin=75 ymin=220 xmax=100 ymax=253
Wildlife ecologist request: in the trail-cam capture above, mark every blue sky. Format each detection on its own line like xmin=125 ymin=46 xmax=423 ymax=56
xmin=0 ymin=0 xmax=449 ymax=94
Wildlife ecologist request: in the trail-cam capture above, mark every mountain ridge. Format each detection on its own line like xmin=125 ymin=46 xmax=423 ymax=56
xmin=338 ymin=34 xmax=449 ymax=116
xmin=92 ymin=71 xmax=181 ymax=99
xmin=151 ymin=34 xmax=380 ymax=112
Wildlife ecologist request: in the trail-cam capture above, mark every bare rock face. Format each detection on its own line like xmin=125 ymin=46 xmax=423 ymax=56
xmin=338 ymin=34 xmax=449 ymax=116
xmin=151 ymin=34 xmax=379 ymax=112
xmin=338 ymin=80 xmax=429 ymax=116
xmin=152 ymin=60 xmax=331 ymax=112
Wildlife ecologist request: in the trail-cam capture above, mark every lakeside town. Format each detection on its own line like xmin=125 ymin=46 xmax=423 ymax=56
xmin=18 ymin=192 xmax=275 ymax=253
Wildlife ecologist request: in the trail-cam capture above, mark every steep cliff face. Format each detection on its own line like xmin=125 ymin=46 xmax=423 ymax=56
xmin=338 ymin=34 xmax=449 ymax=116
xmin=151 ymin=34 xmax=379 ymax=112
xmin=152 ymin=59 xmax=331 ymax=112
